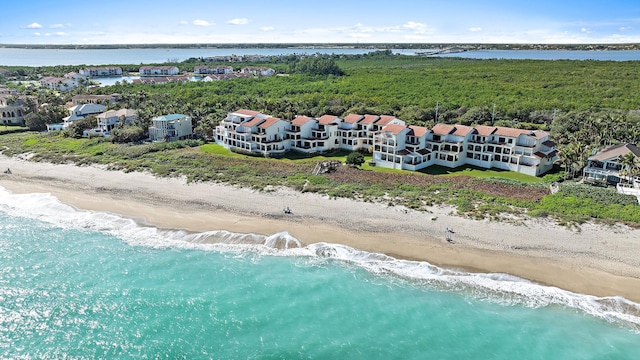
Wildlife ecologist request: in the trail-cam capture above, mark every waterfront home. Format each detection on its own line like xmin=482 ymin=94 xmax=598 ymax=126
xmin=583 ymin=143 xmax=640 ymax=185
xmin=139 ymin=66 xmax=179 ymax=76
xmin=148 ymin=114 xmax=193 ymax=142
xmin=83 ymin=109 xmax=137 ymax=137
xmin=374 ymin=124 xmax=431 ymax=171
xmin=240 ymin=66 xmax=275 ymax=77
xmin=79 ymin=67 xmax=123 ymax=77
xmin=193 ymin=66 xmax=234 ymax=75
xmin=71 ymin=94 xmax=120 ymax=106
xmin=0 ymin=94 xmax=35 ymax=126
xmin=583 ymin=143 xmax=640 ymax=202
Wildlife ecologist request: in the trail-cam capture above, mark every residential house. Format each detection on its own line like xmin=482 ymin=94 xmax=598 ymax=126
xmin=583 ymin=143 xmax=640 ymax=202
xmin=583 ymin=143 xmax=640 ymax=185
xmin=83 ymin=109 xmax=137 ymax=137
xmin=240 ymin=66 xmax=275 ymax=77
xmin=149 ymin=114 xmax=193 ymax=142
xmin=79 ymin=67 xmax=123 ymax=77
xmin=51 ymin=103 xmax=107 ymax=131
xmin=139 ymin=66 xmax=179 ymax=76
xmin=1 ymin=94 xmax=35 ymax=126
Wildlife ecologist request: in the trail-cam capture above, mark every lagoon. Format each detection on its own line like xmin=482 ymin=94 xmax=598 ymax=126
xmin=2 ymin=47 xmax=640 ymax=67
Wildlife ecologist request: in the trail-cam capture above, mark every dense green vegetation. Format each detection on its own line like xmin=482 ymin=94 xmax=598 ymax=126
xmin=3 ymin=53 xmax=640 ymax=227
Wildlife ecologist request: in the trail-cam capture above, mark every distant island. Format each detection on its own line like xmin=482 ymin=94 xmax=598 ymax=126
xmin=1 ymin=43 xmax=640 ymax=51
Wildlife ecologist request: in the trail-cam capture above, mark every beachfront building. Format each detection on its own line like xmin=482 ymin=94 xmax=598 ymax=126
xmin=215 ymin=109 xmax=559 ymax=176
xmin=79 ymin=67 xmax=123 ymax=77
xmin=583 ymin=143 xmax=640 ymax=185
xmin=139 ymin=66 xmax=179 ymax=76
xmin=148 ymin=114 xmax=193 ymax=142
xmin=131 ymin=76 xmax=188 ymax=84
xmin=583 ymin=143 xmax=640 ymax=202
xmin=193 ymin=66 xmax=234 ymax=75
xmin=83 ymin=109 xmax=137 ymax=137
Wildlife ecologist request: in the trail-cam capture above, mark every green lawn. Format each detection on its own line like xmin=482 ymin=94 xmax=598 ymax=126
xmin=199 ymin=143 xmax=544 ymax=182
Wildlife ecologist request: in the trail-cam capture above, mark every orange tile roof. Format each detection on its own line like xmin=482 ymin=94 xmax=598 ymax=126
xmin=408 ymin=125 xmax=428 ymax=137
xmin=380 ymin=124 xmax=406 ymax=135
xmin=291 ymin=116 xmax=314 ymax=126
xmin=318 ymin=115 xmax=340 ymax=125
xmin=242 ymin=117 xmax=265 ymax=127
xmin=376 ymin=115 xmax=397 ymax=126
xmin=494 ymin=126 xmax=531 ymax=138
xmin=474 ymin=125 xmax=497 ymax=136
xmin=360 ymin=114 xmax=380 ymax=125
xmin=432 ymin=124 xmax=455 ymax=136
xmin=343 ymin=114 xmax=364 ymax=123
xmin=452 ymin=125 xmax=474 ymax=137
xmin=235 ymin=109 xmax=260 ymax=117
xmin=258 ymin=117 xmax=281 ymax=129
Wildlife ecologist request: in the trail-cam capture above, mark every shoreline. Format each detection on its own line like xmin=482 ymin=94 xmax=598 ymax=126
xmin=2 ymin=156 xmax=640 ymax=302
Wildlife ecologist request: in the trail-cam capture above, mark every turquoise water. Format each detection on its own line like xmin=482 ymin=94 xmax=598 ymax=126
xmin=1 ymin=186 xmax=640 ymax=359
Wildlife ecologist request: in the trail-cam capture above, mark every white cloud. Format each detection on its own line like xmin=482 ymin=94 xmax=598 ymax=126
xmin=33 ymin=32 xmax=41 ymax=36
xmin=179 ymin=20 xmax=189 ymax=25
xmin=260 ymin=26 xmax=274 ymax=31
xmin=619 ymin=26 xmax=631 ymax=32
xmin=468 ymin=27 xmax=482 ymax=32
xmin=50 ymin=24 xmax=65 ymax=29
xmin=581 ymin=27 xmax=591 ymax=34
xmin=45 ymin=32 xmax=68 ymax=37
xmin=27 ymin=22 xmax=42 ymax=29
xmin=193 ymin=19 xmax=212 ymax=27
xmin=228 ymin=18 xmax=249 ymax=25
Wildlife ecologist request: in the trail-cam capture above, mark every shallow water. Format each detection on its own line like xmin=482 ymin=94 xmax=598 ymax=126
xmin=1 ymin=186 xmax=639 ymax=359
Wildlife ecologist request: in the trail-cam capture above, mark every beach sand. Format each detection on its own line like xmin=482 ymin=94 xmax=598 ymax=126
xmin=2 ymin=155 xmax=640 ymax=302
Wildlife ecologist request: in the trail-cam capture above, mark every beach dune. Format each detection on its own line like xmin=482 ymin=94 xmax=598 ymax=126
xmin=2 ymin=155 xmax=640 ymax=302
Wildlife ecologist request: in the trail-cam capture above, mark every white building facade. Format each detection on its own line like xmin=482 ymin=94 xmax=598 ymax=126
xmin=149 ymin=114 xmax=193 ymax=142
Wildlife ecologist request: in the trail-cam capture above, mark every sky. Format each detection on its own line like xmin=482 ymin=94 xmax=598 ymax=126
xmin=2 ymin=0 xmax=640 ymax=45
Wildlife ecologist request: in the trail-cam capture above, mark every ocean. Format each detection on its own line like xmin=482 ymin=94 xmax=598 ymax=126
xmin=1 ymin=185 xmax=640 ymax=359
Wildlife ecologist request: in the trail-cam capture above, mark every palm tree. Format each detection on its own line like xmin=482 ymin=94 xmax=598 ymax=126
xmin=617 ymin=152 xmax=639 ymax=184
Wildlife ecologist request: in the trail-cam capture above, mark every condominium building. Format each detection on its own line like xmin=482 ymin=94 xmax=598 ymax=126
xmin=79 ymin=67 xmax=123 ymax=77
xmin=215 ymin=109 xmax=558 ymax=176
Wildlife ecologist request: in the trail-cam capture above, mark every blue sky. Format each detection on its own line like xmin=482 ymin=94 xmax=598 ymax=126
xmin=2 ymin=0 xmax=640 ymax=44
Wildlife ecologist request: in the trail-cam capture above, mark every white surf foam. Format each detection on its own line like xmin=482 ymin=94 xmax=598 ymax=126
xmin=1 ymin=186 xmax=638 ymax=332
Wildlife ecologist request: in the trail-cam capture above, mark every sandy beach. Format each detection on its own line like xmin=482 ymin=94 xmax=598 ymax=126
xmin=2 ymin=155 xmax=640 ymax=302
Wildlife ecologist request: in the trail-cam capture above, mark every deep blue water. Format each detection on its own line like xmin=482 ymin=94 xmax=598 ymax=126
xmin=1 ymin=186 xmax=640 ymax=359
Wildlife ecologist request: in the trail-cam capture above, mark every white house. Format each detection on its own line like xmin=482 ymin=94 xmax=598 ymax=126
xmin=287 ymin=115 xmax=319 ymax=153
xmin=139 ymin=66 xmax=179 ymax=76
xmin=83 ymin=109 xmax=137 ymax=137
xmin=149 ymin=114 xmax=193 ymax=142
